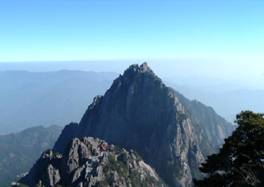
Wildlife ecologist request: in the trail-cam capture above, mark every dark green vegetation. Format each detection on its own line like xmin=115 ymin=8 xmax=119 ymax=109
xmin=195 ymin=111 xmax=264 ymax=187
xmin=0 ymin=126 xmax=62 ymax=187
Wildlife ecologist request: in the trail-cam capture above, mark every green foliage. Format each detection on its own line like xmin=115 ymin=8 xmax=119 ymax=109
xmin=195 ymin=111 xmax=264 ymax=187
xmin=236 ymin=111 xmax=264 ymax=128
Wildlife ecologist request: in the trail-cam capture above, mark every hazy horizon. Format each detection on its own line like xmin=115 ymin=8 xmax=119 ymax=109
xmin=0 ymin=60 xmax=263 ymax=90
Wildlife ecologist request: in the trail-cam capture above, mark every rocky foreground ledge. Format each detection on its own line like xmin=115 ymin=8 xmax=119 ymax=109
xmin=18 ymin=137 xmax=166 ymax=187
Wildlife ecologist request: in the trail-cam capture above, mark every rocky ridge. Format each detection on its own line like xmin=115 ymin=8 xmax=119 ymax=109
xmin=53 ymin=63 xmax=233 ymax=186
xmin=19 ymin=137 xmax=165 ymax=187
xmin=20 ymin=63 xmax=233 ymax=187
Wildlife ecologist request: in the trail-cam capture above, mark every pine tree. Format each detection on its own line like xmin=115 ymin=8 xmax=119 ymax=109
xmin=195 ymin=111 xmax=264 ymax=187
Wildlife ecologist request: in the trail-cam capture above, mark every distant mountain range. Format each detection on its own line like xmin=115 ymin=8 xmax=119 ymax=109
xmin=0 ymin=125 xmax=62 ymax=187
xmin=19 ymin=63 xmax=234 ymax=187
xmin=169 ymin=82 xmax=264 ymax=122
xmin=0 ymin=70 xmax=117 ymax=134
xmin=1 ymin=68 xmax=263 ymax=135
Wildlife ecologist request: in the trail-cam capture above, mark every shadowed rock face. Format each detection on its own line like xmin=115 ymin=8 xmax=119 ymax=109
xmin=53 ymin=63 xmax=233 ymax=187
xmin=20 ymin=137 xmax=165 ymax=187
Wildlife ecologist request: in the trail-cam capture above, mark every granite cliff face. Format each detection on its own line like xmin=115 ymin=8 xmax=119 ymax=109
xmin=19 ymin=137 xmax=165 ymax=187
xmin=52 ymin=63 xmax=233 ymax=187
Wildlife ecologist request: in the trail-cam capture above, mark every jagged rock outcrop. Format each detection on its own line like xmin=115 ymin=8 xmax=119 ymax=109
xmin=53 ymin=63 xmax=233 ymax=187
xmin=19 ymin=137 xmax=165 ymax=187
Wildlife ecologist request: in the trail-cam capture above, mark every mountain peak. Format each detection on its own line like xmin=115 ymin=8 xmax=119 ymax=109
xmin=105 ymin=62 xmax=163 ymax=98
xmin=50 ymin=63 xmax=233 ymax=187
xmin=140 ymin=62 xmax=151 ymax=72
xmin=124 ymin=62 xmax=154 ymax=76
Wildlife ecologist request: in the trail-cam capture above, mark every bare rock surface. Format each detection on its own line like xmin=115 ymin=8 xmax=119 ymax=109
xmin=54 ymin=63 xmax=233 ymax=186
xmin=19 ymin=137 xmax=165 ymax=187
xmin=21 ymin=63 xmax=233 ymax=187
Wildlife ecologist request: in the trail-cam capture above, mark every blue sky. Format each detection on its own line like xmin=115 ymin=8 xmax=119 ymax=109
xmin=0 ymin=0 xmax=263 ymax=62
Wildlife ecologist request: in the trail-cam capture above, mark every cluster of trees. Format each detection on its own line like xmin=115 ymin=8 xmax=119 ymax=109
xmin=195 ymin=111 xmax=264 ymax=187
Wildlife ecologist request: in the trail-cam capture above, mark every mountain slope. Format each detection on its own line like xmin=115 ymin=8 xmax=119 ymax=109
xmin=53 ymin=63 xmax=233 ymax=186
xmin=0 ymin=125 xmax=62 ymax=187
xmin=19 ymin=137 xmax=166 ymax=187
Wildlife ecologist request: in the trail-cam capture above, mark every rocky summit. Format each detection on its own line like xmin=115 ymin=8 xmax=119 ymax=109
xmin=20 ymin=63 xmax=233 ymax=187
xmin=19 ymin=137 xmax=165 ymax=187
xmin=52 ymin=63 xmax=233 ymax=187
